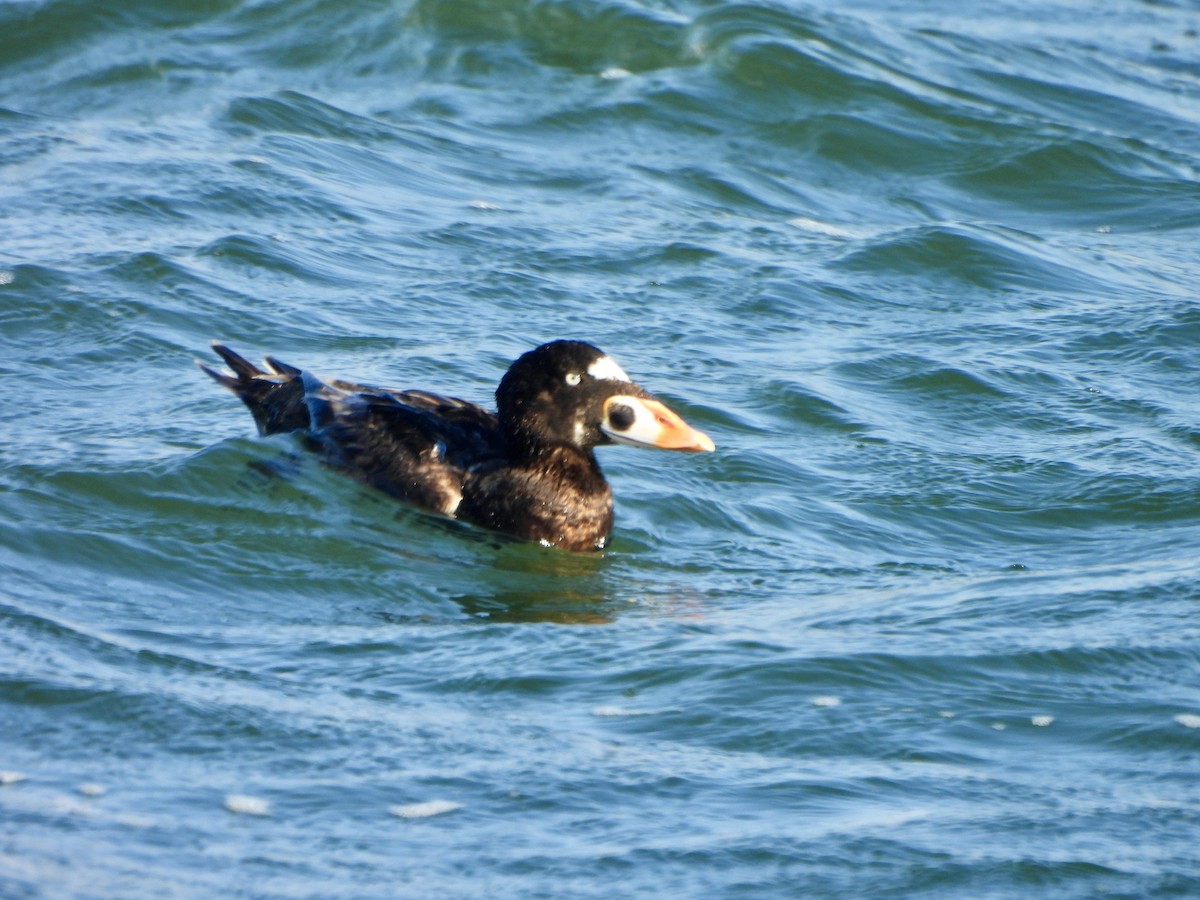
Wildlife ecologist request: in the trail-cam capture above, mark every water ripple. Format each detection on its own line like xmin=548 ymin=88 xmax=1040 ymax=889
xmin=4 ymin=0 xmax=1200 ymax=895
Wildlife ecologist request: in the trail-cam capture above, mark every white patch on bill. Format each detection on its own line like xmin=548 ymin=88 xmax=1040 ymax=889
xmin=587 ymin=355 xmax=631 ymax=383
xmin=599 ymin=395 xmax=661 ymax=447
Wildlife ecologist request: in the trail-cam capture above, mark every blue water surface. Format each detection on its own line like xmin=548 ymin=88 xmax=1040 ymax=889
xmin=2 ymin=0 xmax=1200 ymax=895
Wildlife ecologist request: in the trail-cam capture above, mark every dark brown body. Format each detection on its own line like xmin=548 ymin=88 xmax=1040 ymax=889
xmin=200 ymin=340 xmax=713 ymax=552
xmin=201 ymin=344 xmax=618 ymax=550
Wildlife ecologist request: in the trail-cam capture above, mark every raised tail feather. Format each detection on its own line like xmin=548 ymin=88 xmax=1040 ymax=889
xmin=197 ymin=342 xmax=312 ymax=435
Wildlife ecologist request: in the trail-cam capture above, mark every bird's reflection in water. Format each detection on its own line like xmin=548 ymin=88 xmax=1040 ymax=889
xmin=443 ymin=537 xmax=711 ymax=625
xmin=453 ymin=590 xmax=617 ymax=625
xmin=236 ymin=459 xmax=709 ymax=626
xmin=450 ymin=536 xmax=618 ymax=624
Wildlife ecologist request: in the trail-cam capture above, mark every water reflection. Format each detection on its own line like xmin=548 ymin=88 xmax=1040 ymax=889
xmin=449 ymin=550 xmax=712 ymax=625
xmin=450 ymin=540 xmax=616 ymax=623
xmin=452 ymin=590 xmax=618 ymax=625
xmin=228 ymin=447 xmax=709 ymax=625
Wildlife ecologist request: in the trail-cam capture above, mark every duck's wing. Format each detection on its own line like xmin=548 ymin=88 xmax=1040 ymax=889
xmin=200 ymin=344 xmax=504 ymax=517
xmin=303 ymin=375 xmax=505 ymax=516
xmin=200 ymin=344 xmax=501 ymax=460
xmin=342 ymin=386 xmax=505 ymax=467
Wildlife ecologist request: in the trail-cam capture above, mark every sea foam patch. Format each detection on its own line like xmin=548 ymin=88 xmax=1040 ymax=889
xmin=787 ymin=217 xmax=874 ymax=239
xmin=224 ymin=793 xmax=271 ymax=816
xmin=389 ymin=799 xmax=461 ymax=819
xmin=591 ymin=705 xmax=654 ymax=717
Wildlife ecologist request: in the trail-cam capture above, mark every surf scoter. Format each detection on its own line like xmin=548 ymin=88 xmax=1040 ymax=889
xmin=198 ymin=340 xmax=714 ymax=551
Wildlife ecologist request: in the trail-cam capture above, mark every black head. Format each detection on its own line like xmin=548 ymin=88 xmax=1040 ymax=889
xmin=495 ymin=340 xmax=715 ymax=457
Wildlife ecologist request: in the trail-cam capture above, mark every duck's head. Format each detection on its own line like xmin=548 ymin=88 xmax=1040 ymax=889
xmin=496 ymin=340 xmax=715 ymax=457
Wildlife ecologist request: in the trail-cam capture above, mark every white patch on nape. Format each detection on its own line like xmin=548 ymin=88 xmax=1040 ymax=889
xmin=587 ymin=355 xmax=631 ymax=383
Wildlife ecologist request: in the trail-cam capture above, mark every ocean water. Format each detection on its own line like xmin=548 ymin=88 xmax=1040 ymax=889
xmin=3 ymin=0 xmax=1200 ymax=895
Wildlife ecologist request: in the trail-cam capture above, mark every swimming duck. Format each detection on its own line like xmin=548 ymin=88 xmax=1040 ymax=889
xmin=199 ymin=340 xmax=714 ymax=551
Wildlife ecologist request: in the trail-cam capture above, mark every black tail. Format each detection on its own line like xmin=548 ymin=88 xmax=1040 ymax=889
xmin=197 ymin=342 xmax=312 ymax=435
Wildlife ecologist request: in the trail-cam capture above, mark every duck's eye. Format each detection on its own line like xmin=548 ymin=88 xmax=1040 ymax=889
xmin=607 ymin=402 xmax=635 ymax=432
xmin=565 ymin=372 xmax=582 ymax=386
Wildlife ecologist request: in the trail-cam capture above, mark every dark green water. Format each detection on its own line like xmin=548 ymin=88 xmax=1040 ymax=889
xmin=3 ymin=0 xmax=1200 ymax=895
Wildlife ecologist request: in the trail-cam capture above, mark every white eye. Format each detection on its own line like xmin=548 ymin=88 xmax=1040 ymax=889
xmin=565 ymin=372 xmax=581 ymax=386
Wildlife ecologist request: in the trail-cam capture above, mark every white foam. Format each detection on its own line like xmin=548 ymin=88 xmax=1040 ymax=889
xmin=592 ymin=705 xmax=627 ymax=717
xmin=990 ymin=722 xmax=1007 ymax=731
xmin=0 ymin=772 xmax=25 ymax=786
xmin=938 ymin=711 xmax=956 ymax=719
xmin=600 ymin=67 xmax=631 ymax=80
xmin=1031 ymin=715 xmax=1055 ymax=727
xmin=78 ymin=783 xmax=106 ymax=797
xmin=787 ymin=217 xmax=869 ymax=239
xmin=591 ymin=705 xmax=654 ymax=717
xmin=224 ymin=793 xmax=271 ymax=816
xmin=1174 ymin=713 xmax=1200 ymax=729
xmin=389 ymin=799 xmax=461 ymax=819
xmin=48 ymin=795 xmax=96 ymax=816
xmin=810 ymin=695 xmax=841 ymax=708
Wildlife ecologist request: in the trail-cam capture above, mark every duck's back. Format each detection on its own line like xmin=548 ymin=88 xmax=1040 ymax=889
xmin=200 ymin=344 xmax=505 ymax=517
xmin=304 ymin=378 xmax=506 ymax=516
